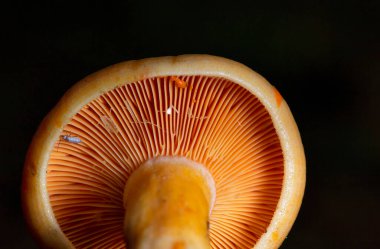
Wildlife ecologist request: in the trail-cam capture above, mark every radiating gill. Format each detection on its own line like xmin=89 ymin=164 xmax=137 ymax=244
xmin=46 ymin=75 xmax=284 ymax=249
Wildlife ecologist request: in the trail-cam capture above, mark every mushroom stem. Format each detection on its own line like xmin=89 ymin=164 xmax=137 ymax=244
xmin=123 ymin=157 xmax=215 ymax=249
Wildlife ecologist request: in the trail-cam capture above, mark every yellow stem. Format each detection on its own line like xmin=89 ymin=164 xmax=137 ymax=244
xmin=123 ymin=157 xmax=215 ymax=249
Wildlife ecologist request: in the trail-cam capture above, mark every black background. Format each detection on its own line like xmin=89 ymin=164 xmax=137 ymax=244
xmin=1 ymin=0 xmax=379 ymax=248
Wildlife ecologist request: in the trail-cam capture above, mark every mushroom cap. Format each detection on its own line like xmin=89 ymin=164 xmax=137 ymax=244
xmin=23 ymin=55 xmax=305 ymax=249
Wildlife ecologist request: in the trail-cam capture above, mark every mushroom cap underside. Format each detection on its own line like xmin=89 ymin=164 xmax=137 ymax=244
xmin=23 ymin=55 xmax=305 ymax=249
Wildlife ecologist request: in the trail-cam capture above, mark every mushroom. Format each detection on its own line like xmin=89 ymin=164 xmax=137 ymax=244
xmin=23 ymin=55 xmax=305 ymax=249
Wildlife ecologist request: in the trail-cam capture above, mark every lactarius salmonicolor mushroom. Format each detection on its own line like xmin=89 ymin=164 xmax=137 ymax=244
xmin=23 ymin=55 xmax=305 ymax=249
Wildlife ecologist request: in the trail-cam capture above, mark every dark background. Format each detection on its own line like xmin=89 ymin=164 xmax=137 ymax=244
xmin=1 ymin=0 xmax=379 ymax=248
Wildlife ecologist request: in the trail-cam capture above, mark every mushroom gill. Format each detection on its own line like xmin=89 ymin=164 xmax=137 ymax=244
xmin=46 ymin=75 xmax=283 ymax=248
